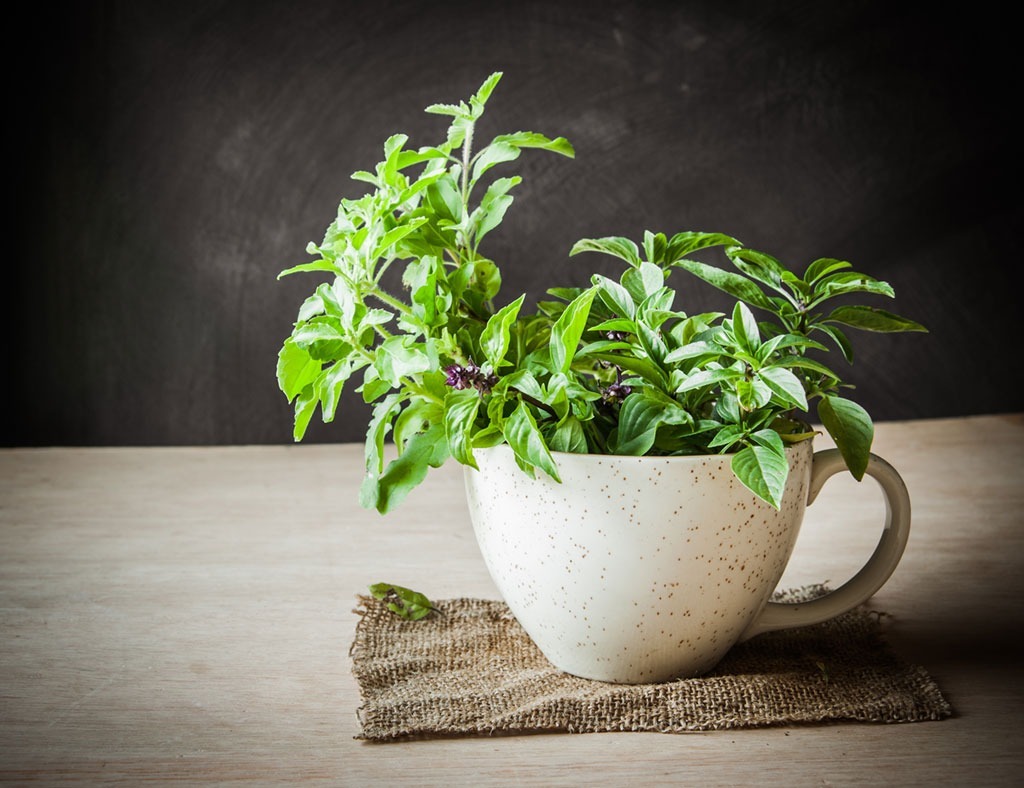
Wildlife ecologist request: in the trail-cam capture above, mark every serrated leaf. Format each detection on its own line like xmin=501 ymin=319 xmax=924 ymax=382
xmin=817 ymin=395 xmax=873 ymax=480
xmin=369 ymin=422 xmax=449 ymax=513
xmin=471 ymin=141 xmax=521 ymax=184
xmin=569 ymin=236 xmax=642 ymax=267
xmin=277 ymin=339 xmax=322 ymax=402
xmin=492 ymin=131 xmax=575 ymax=157
xmin=292 ymin=383 xmax=319 ymax=442
xmin=277 ymin=259 xmax=341 ymax=279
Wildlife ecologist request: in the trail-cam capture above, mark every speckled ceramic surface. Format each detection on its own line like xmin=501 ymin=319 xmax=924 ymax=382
xmin=464 ymin=442 xmax=911 ymax=684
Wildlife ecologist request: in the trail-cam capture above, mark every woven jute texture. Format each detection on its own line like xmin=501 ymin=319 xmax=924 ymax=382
xmin=351 ymin=588 xmax=952 ymax=741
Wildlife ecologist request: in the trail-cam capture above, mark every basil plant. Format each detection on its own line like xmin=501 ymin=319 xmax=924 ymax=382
xmin=277 ymin=73 xmax=927 ymax=513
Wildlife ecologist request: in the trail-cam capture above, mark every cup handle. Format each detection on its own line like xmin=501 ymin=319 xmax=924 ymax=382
xmin=740 ymin=448 xmax=912 ymax=641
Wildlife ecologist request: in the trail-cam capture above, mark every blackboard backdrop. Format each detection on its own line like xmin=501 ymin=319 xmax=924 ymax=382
xmin=9 ymin=1 xmax=1020 ymax=447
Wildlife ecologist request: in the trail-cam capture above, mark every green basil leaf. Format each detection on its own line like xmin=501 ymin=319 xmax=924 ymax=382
xmin=817 ymin=395 xmax=873 ymax=480
xmin=549 ymin=415 xmax=588 ymax=453
xmin=491 ymin=131 xmax=575 ymax=158
xmin=370 ymin=422 xmax=449 ymax=514
xmin=277 ymin=339 xmax=322 ymax=402
xmin=672 ymin=260 xmax=774 ymax=310
xmin=480 ymin=294 xmax=525 ymax=369
xmin=550 ymin=287 xmax=598 ymax=374
xmin=292 ymin=383 xmax=319 ymax=442
xmin=569 ymin=236 xmax=643 ymax=267
xmin=757 ymin=366 xmax=809 ymax=410
xmin=804 ymin=257 xmax=851 ymax=284
xmin=731 ymin=445 xmax=788 ymax=509
xmin=444 ymin=388 xmax=482 ymax=468
xmin=592 ymin=273 xmax=637 ymax=319
xmin=826 ymin=305 xmax=928 ymax=333
xmin=277 ymin=259 xmax=342 ymax=279
xmin=503 ymin=401 xmax=561 ymax=481
xmin=665 ymin=231 xmax=739 ymax=262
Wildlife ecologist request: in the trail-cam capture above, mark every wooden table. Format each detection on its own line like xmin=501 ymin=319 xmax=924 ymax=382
xmin=2 ymin=415 xmax=1022 ymax=785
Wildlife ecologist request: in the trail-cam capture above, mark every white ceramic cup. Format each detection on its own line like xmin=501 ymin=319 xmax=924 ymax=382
xmin=463 ymin=439 xmax=911 ymax=683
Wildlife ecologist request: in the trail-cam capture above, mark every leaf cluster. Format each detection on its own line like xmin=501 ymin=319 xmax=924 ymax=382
xmin=277 ymin=74 xmax=927 ymax=512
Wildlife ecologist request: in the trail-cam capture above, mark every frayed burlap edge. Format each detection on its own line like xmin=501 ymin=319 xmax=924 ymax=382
xmin=351 ymin=588 xmax=952 ymax=741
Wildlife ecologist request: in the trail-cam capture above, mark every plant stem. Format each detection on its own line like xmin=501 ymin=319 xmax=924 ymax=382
xmin=370 ymin=287 xmax=412 ymax=315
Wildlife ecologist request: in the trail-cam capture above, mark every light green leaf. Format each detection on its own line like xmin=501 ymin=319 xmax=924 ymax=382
xmin=470 ymin=72 xmax=503 ymax=116
xmin=480 ymin=294 xmax=525 ymax=368
xmin=445 ymin=388 xmax=482 ymax=468
xmin=503 ymin=401 xmax=561 ymax=481
xmin=804 ymin=257 xmax=852 ymax=284
xmin=471 ymin=141 xmax=521 ymax=184
xmin=277 ymin=259 xmax=341 ymax=279
xmin=369 ymin=422 xmax=449 ymax=514
xmin=277 ymin=339 xmax=322 ymax=402
xmin=664 ymin=340 xmax=722 ymax=364
xmin=491 ymin=131 xmax=576 ymax=158
xmin=757 ymin=366 xmax=809 ymax=410
xmin=817 ymin=395 xmax=873 ymax=480
xmin=292 ymin=383 xmax=319 ymax=442
xmin=549 ymin=416 xmax=588 ymax=453
xmin=731 ymin=301 xmax=761 ymax=353
xmin=550 ymin=287 xmax=598 ymax=374
xmin=374 ymin=337 xmax=435 ymax=386
xmin=665 ymin=231 xmax=740 ymax=262
xmin=592 ymin=274 xmax=637 ymax=319
xmin=731 ymin=445 xmax=789 ymax=509
xmin=672 ymin=260 xmax=774 ymax=310
xmin=372 ymin=217 xmax=428 ymax=259
xmin=569 ymin=236 xmax=643 ymax=267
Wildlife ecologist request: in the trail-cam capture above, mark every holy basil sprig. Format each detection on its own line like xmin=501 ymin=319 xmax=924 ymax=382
xmin=276 ymin=73 xmax=574 ymax=512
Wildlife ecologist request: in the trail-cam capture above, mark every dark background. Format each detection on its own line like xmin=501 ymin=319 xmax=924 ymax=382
xmin=9 ymin=1 xmax=1020 ymax=447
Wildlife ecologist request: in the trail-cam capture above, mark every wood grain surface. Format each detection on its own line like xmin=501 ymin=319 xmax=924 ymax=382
xmin=2 ymin=415 xmax=1022 ymax=785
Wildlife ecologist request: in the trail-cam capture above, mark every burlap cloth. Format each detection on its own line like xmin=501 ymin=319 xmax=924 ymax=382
xmin=351 ymin=587 xmax=951 ymax=741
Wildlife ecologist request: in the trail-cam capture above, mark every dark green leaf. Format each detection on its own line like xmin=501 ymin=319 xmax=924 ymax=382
xmin=817 ymin=395 xmax=873 ymax=480
xmin=826 ymin=305 xmax=928 ymax=333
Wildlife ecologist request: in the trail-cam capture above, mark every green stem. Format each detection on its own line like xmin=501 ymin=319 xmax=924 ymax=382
xmin=370 ymin=287 xmax=412 ymax=315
